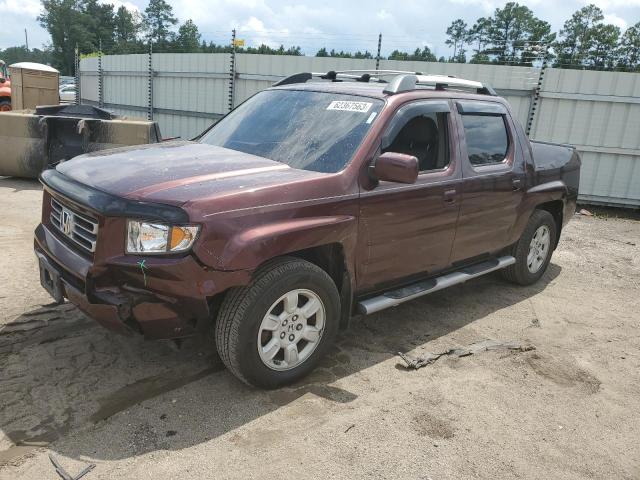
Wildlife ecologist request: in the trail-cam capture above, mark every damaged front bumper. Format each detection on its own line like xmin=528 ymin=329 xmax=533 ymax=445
xmin=34 ymin=223 xmax=249 ymax=339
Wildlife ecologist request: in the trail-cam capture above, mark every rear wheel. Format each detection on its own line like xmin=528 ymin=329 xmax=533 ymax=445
xmin=215 ymin=257 xmax=340 ymax=389
xmin=501 ymin=209 xmax=557 ymax=285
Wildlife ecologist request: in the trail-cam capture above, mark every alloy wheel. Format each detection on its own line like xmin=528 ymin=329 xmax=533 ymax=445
xmin=257 ymin=288 xmax=325 ymax=371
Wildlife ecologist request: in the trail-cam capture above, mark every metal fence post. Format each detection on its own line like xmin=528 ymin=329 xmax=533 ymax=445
xmin=375 ymin=33 xmax=382 ymax=71
xmin=147 ymin=42 xmax=154 ymax=121
xmin=228 ymin=29 xmax=236 ymax=112
xmin=98 ymin=38 xmax=104 ymax=108
xmin=74 ymin=44 xmax=81 ymax=105
xmin=526 ymin=45 xmax=549 ymax=137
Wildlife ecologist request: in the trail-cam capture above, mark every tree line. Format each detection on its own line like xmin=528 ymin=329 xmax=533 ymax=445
xmin=12 ymin=0 xmax=639 ymax=75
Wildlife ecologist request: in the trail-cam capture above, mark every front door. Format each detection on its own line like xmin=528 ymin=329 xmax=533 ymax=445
xmin=357 ymin=100 xmax=462 ymax=290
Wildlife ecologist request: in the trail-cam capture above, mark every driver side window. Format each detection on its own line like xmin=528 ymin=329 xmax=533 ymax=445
xmin=383 ymin=111 xmax=450 ymax=173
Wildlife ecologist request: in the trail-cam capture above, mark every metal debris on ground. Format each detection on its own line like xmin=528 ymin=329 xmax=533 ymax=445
xmin=397 ymin=339 xmax=535 ymax=370
xmin=49 ymin=454 xmax=95 ymax=480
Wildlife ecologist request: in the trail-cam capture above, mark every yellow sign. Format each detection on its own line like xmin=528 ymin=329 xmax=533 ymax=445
xmin=233 ymin=39 xmax=245 ymax=47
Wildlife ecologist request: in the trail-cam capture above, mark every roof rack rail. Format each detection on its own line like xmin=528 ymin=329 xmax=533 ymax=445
xmin=273 ymin=70 xmax=498 ymax=96
xmin=383 ymin=74 xmax=498 ymax=96
xmin=273 ymin=70 xmax=389 ymax=86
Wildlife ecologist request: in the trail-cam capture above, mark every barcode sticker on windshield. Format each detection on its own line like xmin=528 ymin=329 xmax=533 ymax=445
xmin=327 ymin=101 xmax=372 ymax=113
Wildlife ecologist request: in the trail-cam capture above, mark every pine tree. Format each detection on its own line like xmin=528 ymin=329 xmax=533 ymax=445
xmin=445 ymin=19 xmax=470 ymax=62
xmin=174 ymin=19 xmax=201 ymax=52
xmin=142 ymin=0 xmax=178 ymax=50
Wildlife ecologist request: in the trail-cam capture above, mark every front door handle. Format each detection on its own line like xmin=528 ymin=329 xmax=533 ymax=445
xmin=443 ymin=189 xmax=457 ymax=205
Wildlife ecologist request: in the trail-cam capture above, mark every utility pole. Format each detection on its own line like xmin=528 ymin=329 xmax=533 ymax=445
xmin=24 ymin=29 xmax=28 ymax=50
xmin=375 ymin=33 xmax=382 ymax=71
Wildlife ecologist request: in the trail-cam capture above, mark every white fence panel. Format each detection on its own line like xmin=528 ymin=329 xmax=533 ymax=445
xmin=532 ymin=69 xmax=640 ymax=207
xmin=79 ymin=53 xmax=640 ymax=207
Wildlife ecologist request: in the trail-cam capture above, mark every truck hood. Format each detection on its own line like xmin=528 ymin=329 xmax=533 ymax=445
xmin=57 ymin=141 xmax=324 ymax=206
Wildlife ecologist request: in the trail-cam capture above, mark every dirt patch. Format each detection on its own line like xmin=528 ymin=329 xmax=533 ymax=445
xmin=1 ymin=178 xmax=639 ymax=479
xmin=526 ymin=353 xmax=601 ymax=394
xmin=412 ymin=412 xmax=455 ymax=439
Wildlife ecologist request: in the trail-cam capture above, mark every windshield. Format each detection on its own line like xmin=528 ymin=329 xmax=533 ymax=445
xmin=199 ymin=89 xmax=383 ymax=173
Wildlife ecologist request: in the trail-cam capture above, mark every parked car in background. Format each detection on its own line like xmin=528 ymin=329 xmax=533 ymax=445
xmin=34 ymin=70 xmax=581 ymax=389
xmin=59 ymin=84 xmax=76 ymax=103
xmin=59 ymin=76 xmax=75 ymax=86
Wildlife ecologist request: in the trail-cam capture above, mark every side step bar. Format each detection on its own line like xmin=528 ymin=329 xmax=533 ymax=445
xmin=357 ymin=255 xmax=516 ymax=315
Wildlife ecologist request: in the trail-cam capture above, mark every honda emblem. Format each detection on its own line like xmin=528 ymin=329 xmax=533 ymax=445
xmin=61 ymin=208 xmax=73 ymax=236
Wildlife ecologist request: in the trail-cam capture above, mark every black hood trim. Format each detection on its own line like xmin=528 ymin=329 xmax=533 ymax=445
xmin=40 ymin=168 xmax=190 ymax=224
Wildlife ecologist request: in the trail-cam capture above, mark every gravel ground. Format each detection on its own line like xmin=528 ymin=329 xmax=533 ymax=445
xmin=0 ymin=176 xmax=639 ymax=480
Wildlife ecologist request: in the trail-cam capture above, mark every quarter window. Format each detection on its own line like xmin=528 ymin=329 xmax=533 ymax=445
xmin=461 ymin=115 xmax=509 ymax=165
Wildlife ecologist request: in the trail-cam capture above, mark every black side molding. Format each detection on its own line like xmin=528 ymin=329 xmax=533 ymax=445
xmin=40 ymin=169 xmax=190 ymax=224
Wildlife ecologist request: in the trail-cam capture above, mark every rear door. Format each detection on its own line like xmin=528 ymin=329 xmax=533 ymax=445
xmin=357 ymin=100 xmax=462 ymax=290
xmin=450 ymin=100 xmax=526 ymax=263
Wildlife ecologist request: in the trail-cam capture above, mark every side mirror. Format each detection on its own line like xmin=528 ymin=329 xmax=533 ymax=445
xmin=372 ymin=152 xmax=419 ymax=184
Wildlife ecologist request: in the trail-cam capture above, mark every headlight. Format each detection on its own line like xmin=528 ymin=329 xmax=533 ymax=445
xmin=126 ymin=220 xmax=200 ymax=254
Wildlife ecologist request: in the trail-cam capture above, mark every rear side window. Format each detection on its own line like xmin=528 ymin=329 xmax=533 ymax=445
xmin=461 ymin=115 xmax=509 ymax=165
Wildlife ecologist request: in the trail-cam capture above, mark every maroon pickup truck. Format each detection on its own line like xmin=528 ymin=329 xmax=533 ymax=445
xmin=35 ymin=70 xmax=580 ymax=388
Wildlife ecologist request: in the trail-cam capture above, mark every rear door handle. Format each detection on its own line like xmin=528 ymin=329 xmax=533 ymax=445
xmin=512 ymin=179 xmax=522 ymax=191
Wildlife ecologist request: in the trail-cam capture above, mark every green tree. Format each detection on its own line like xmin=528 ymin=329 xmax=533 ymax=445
xmin=174 ymin=19 xmax=201 ymax=52
xmin=39 ymin=0 xmax=94 ymax=74
xmin=143 ymin=0 xmax=177 ymax=49
xmin=553 ymin=5 xmax=603 ymax=68
xmin=445 ymin=19 xmax=470 ymax=62
xmin=354 ymin=50 xmax=373 ymax=59
xmin=588 ymin=23 xmax=620 ymax=69
xmin=553 ymin=5 xmax=622 ymax=70
xmin=484 ymin=2 xmax=554 ymax=65
xmin=618 ymin=22 xmax=640 ymax=71
xmin=0 ymin=46 xmax=54 ymax=66
xmin=315 ymin=47 xmax=328 ymax=57
xmin=469 ymin=16 xmax=491 ymax=59
xmin=388 ymin=47 xmax=436 ymax=62
xmin=83 ymin=0 xmax=116 ymax=52
xmin=114 ymin=5 xmax=140 ymax=52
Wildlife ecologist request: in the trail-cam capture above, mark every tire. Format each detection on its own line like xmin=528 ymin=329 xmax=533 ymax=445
xmin=0 ymin=98 xmax=11 ymax=111
xmin=501 ymin=209 xmax=557 ymax=286
xmin=215 ymin=256 xmax=340 ymax=389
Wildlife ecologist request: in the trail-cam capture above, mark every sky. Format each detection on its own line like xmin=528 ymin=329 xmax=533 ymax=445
xmin=1 ymin=0 xmax=639 ymax=56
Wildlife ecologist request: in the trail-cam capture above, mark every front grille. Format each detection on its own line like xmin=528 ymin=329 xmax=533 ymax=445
xmin=50 ymin=197 xmax=99 ymax=253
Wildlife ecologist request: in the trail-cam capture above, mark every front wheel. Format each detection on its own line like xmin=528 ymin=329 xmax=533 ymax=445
xmin=215 ymin=257 xmax=340 ymax=389
xmin=501 ymin=209 xmax=557 ymax=285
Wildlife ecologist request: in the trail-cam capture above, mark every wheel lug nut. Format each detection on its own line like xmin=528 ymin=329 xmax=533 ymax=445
xmin=280 ymin=332 xmax=285 ymax=339
xmin=282 ymin=319 xmax=288 ymax=326
xmin=296 ymin=323 xmax=303 ymax=331
xmin=292 ymin=314 xmax=298 ymax=321
xmin=289 ymin=334 xmax=295 ymax=341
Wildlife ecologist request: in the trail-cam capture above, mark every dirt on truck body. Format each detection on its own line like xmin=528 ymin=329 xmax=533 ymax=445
xmin=34 ymin=70 xmax=580 ymax=388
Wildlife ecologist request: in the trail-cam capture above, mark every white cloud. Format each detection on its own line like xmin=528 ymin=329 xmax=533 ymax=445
xmin=105 ymin=0 xmax=141 ymax=13
xmin=0 ymin=0 xmax=41 ymax=17
xmin=3 ymin=0 xmax=640 ymax=54
xmin=587 ymin=0 xmax=640 ymax=8
xmin=603 ymin=13 xmax=628 ymax=29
